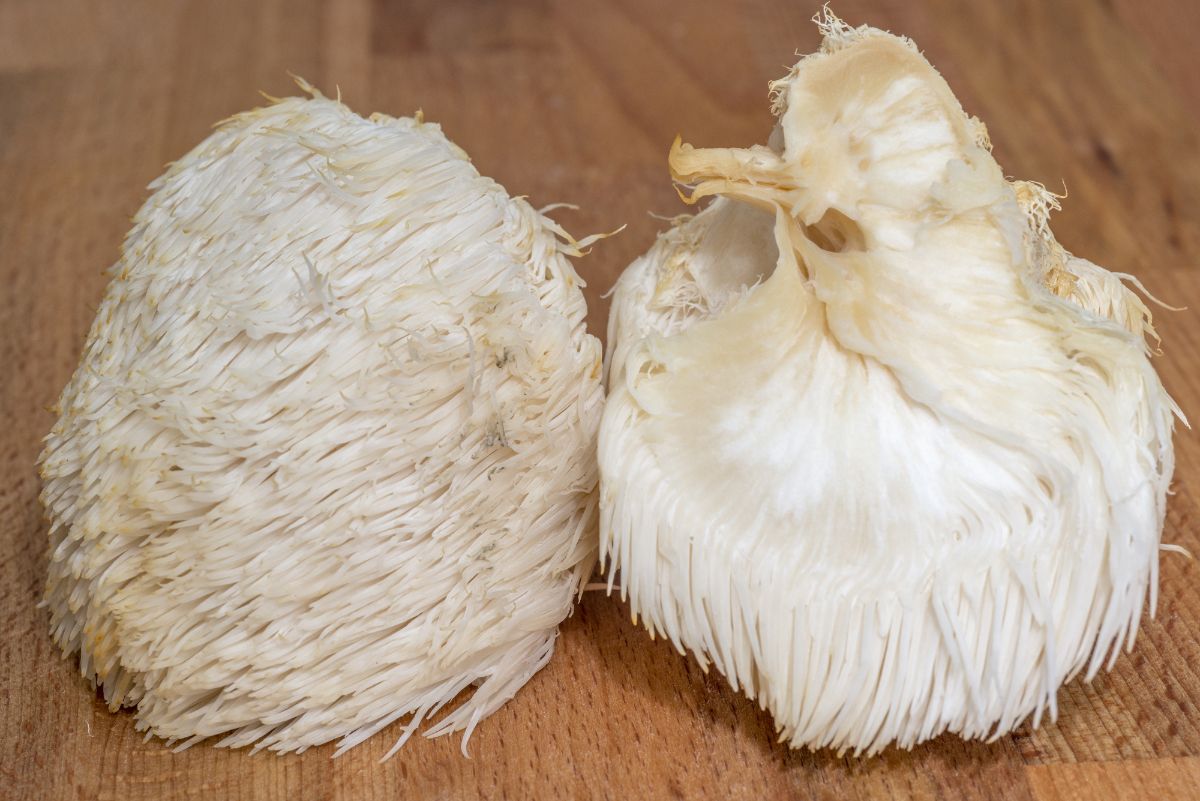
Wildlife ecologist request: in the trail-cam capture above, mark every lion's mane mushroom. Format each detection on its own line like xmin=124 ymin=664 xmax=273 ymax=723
xmin=40 ymin=85 xmax=604 ymax=756
xmin=599 ymin=13 xmax=1181 ymax=755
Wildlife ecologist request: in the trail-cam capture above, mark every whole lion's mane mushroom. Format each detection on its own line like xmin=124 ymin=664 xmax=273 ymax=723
xmin=598 ymin=12 xmax=1182 ymax=755
xmin=39 ymin=84 xmax=605 ymax=756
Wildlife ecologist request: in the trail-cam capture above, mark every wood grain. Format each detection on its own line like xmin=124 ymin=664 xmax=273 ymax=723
xmin=1 ymin=1 xmax=1197 ymax=799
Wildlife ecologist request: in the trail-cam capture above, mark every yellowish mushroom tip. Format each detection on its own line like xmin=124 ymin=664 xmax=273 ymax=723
xmin=672 ymin=184 xmax=698 ymax=206
xmin=667 ymin=136 xmax=705 ymax=205
xmin=574 ymin=223 xmax=628 ymax=254
xmin=288 ymin=72 xmax=322 ymax=99
xmin=667 ymin=135 xmax=689 ymax=180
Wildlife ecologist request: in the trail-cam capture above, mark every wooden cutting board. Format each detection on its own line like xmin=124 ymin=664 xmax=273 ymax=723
xmin=2 ymin=1 xmax=1198 ymax=798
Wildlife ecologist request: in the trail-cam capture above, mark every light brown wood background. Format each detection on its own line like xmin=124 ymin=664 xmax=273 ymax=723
xmin=2 ymin=1 xmax=1198 ymax=799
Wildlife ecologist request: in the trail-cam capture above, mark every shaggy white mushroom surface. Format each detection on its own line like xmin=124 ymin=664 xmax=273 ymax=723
xmin=39 ymin=87 xmax=604 ymax=755
xmin=599 ymin=14 xmax=1181 ymax=754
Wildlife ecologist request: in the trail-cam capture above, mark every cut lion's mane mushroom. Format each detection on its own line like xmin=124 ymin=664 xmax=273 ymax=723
xmin=39 ymin=83 xmax=604 ymax=755
xmin=599 ymin=12 xmax=1182 ymax=754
